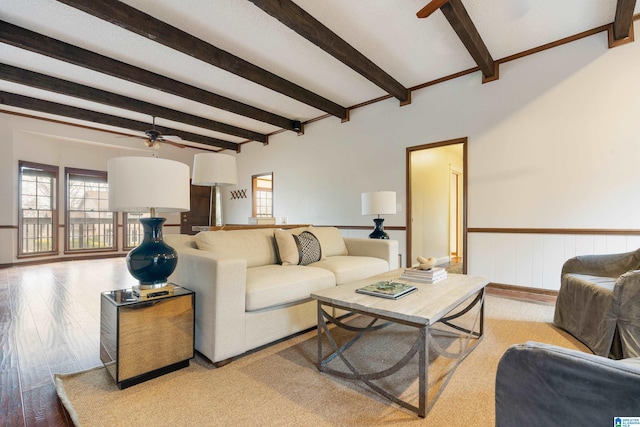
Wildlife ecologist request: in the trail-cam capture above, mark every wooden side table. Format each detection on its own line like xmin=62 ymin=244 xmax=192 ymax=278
xmin=100 ymin=285 xmax=195 ymax=389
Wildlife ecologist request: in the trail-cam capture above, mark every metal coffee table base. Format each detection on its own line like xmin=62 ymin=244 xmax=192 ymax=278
xmin=316 ymin=289 xmax=484 ymax=418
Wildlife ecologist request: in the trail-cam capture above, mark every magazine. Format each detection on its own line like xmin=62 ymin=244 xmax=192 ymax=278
xmin=356 ymin=280 xmax=417 ymax=299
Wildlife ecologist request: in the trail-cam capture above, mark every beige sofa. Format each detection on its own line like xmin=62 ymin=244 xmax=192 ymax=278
xmin=165 ymin=226 xmax=398 ymax=364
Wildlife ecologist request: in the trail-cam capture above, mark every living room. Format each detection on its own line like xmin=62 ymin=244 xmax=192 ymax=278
xmin=1 ymin=1 xmax=640 ymax=425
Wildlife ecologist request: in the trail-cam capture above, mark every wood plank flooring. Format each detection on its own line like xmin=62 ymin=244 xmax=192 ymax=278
xmin=0 ymin=258 xmax=137 ymax=427
xmin=0 ymin=258 xmax=555 ymax=427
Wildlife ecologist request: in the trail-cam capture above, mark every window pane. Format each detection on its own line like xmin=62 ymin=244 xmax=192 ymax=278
xmin=124 ymin=212 xmax=149 ymax=248
xmin=66 ymin=170 xmax=115 ymax=251
xmin=253 ymin=173 xmax=273 ymax=218
xmin=19 ymin=162 xmax=57 ymax=255
xmin=22 ymin=195 xmax=36 ymax=209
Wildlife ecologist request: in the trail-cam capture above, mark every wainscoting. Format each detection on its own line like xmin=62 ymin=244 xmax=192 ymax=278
xmin=467 ymin=230 xmax=640 ymax=291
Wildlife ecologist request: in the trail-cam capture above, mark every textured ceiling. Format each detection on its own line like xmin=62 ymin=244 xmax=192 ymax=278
xmin=0 ymin=0 xmax=637 ymax=151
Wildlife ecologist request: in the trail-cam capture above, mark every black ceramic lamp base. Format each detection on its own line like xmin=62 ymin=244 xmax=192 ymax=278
xmin=127 ymin=217 xmax=178 ymax=287
xmin=369 ymin=218 xmax=389 ymax=239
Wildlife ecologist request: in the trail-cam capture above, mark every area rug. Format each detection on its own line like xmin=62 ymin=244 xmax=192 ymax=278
xmin=55 ymin=295 xmax=587 ymax=426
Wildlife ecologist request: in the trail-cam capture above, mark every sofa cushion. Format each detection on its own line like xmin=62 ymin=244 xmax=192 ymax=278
xmin=245 ymin=264 xmax=335 ymax=311
xmin=309 ymin=256 xmax=389 ymax=286
xmin=307 ymin=226 xmax=348 ymax=258
xmin=563 ymin=273 xmax=617 ymax=292
xmin=195 ymin=229 xmax=278 ymax=268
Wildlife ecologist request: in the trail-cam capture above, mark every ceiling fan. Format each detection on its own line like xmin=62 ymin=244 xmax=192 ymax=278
xmin=140 ymin=117 xmax=185 ymax=149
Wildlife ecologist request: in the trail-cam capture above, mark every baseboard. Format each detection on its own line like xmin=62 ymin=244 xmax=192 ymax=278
xmin=486 ymin=282 xmax=558 ymax=303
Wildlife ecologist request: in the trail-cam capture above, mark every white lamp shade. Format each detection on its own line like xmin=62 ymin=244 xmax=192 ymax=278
xmin=192 ymin=153 xmax=238 ymax=186
xmin=361 ymin=191 xmax=397 ymax=215
xmin=108 ymin=156 xmax=190 ymax=213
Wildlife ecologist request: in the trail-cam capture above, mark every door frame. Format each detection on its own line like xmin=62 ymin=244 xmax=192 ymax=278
xmin=405 ymin=137 xmax=468 ymax=272
xmin=449 ymin=165 xmax=463 ymax=258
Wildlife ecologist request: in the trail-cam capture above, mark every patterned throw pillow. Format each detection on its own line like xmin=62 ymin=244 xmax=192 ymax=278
xmin=294 ymin=231 xmax=322 ymax=266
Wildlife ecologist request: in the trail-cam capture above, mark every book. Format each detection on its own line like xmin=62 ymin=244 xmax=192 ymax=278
xmin=133 ymin=284 xmax=175 ymax=299
xmin=402 ymin=267 xmax=447 ymax=277
xmin=356 ymin=280 xmax=417 ymax=299
xmin=400 ymin=275 xmax=447 ymax=284
xmin=400 ymin=267 xmax=448 ymax=284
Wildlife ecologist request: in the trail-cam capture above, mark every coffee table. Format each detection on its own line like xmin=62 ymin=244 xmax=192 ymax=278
xmin=310 ymin=269 xmax=488 ymax=418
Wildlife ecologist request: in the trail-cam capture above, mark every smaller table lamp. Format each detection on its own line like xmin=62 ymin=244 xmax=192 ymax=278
xmin=362 ymin=191 xmax=396 ymax=239
xmin=191 ymin=153 xmax=238 ymax=227
xmin=108 ymin=156 xmax=190 ymax=288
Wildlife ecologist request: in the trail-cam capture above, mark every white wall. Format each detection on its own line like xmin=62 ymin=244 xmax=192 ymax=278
xmin=230 ymin=27 xmax=640 ymax=288
xmin=1 ymin=26 xmax=638 ymax=286
xmin=469 ymin=36 xmax=640 ymax=229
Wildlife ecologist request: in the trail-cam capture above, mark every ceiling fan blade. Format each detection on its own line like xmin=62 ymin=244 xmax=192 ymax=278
xmin=160 ymin=134 xmax=185 ymax=148
xmin=163 ymin=139 xmax=186 ymax=149
xmin=116 ymin=134 xmax=146 ymax=140
xmin=161 ymin=135 xmax=182 ymax=141
xmin=416 ymin=0 xmax=449 ymax=19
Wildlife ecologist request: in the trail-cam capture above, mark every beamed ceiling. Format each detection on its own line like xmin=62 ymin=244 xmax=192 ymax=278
xmin=0 ymin=0 xmax=638 ymax=153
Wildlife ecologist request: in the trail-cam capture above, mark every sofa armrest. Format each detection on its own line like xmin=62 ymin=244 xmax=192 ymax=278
xmin=496 ymin=341 xmax=640 ymax=427
xmin=562 ymin=249 xmax=640 ymax=278
xmin=169 ymin=248 xmax=247 ymax=363
xmin=344 ymin=238 xmax=399 ymax=270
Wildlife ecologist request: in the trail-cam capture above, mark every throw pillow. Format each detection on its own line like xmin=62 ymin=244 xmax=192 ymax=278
xmin=306 ymin=226 xmax=348 ymax=258
xmin=274 ymin=229 xmax=299 ymax=265
xmin=295 ymin=231 xmax=322 ymax=266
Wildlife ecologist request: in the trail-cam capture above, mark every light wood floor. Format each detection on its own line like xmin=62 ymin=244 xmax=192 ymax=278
xmin=0 ymin=258 xmax=138 ymax=426
xmin=0 ymin=258 xmax=555 ymax=426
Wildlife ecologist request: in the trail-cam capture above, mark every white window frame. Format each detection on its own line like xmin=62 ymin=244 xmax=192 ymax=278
xmin=252 ymin=173 xmax=273 ymax=218
xmin=65 ymin=168 xmax=116 ymax=252
xmin=18 ymin=161 xmax=58 ymax=256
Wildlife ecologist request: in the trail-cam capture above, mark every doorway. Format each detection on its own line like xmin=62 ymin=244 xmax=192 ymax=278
xmin=406 ymin=138 xmax=467 ymax=272
xmin=180 ymin=183 xmax=214 ymax=235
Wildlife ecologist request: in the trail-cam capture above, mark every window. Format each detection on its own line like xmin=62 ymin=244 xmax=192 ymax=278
xmin=19 ymin=161 xmax=58 ymax=255
xmin=66 ymin=168 xmax=115 ymax=251
xmin=123 ymin=212 xmax=150 ymax=249
xmin=252 ymin=173 xmax=273 ymax=218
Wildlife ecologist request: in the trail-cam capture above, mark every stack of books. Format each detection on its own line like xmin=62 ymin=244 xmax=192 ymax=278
xmin=132 ymin=283 xmax=175 ymax=299
xmin=400 ymin=267 xmax=448 ymax=284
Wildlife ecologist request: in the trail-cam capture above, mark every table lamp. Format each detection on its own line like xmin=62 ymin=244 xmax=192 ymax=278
xmin=361 ymin=191 xmax=396 ymax=239
xmin=191 ymin=153 xmax=238 ymax=226
xmin=108 ymin=156 xmax=190 ymax=288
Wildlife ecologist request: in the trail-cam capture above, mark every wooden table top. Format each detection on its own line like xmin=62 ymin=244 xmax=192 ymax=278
xmin=311 ymin=269 xmax=488 ymax=326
